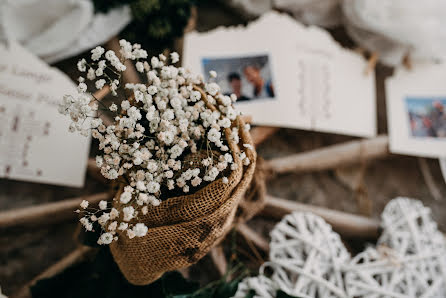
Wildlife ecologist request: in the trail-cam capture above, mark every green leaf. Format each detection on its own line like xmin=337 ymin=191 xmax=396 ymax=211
xmin=244 ymin=289 xmax=256 ymax=298
xmin=213 ymin=278 xmax=241 ymax=298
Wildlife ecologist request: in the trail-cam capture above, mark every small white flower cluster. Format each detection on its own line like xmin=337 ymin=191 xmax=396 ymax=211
xmin=61 ymin=40 xmax=253 ymax=245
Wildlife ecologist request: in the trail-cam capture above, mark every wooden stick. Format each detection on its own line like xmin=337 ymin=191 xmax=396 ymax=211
xmin=262 ymin=195 xmax=380 ymax=239
xmin=0 ymin=192 xmax=110 ymax=229
xmin=93 ymin=85 xmax=110 ymax=101
xmin=418 ymin=158 xmax=443 ymax=201
xmin=236 ymin=223 xmax=269 ymax=252
xmin=13 ymin=246 xmax=92 ymax=298
xmin=265 ymin=135 xmax=390 ymax=174
xmin=250 ymin=126 xmax=280 ymax=147
xmin=365 ymin=52 xmax=379 ymax=76
xmin=105 ymin=36 xmax=141 ymax=85
xmin=210 ymin=245 xmax=227 ymax=277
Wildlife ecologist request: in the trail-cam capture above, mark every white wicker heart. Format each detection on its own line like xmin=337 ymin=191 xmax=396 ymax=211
xmin=268 ymin=212 xmax=350 ymax=298
xmin=232 ymin=275 xmax=277 ymax=298
xmin=379 ymin=197 xmax=446 ymax=255
xmin=233 ymin=198 xmax=446 ymax=298
xmin=345 ymin=198 xmax=446 ymax=298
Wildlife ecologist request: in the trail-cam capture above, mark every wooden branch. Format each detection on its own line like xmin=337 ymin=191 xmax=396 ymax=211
xmin=251 ymin=126 xmax=279 ymax=147
xmin=265 ymin=135 xmax=390 ymax=174
xmin=210 ymin=245 xmax=227 ymax=277
xmin=105 ymin=37 xmax=141 ymax=85
xmin=418 ymin=157 xmax=443 ymax=201
xmin=0 ymin=192 xmax=110 ymax=229
xmin=236 ymin=223 xmax=269 ymax=252
xmin=365 ymin=52 xmax=379 ymax=76
xmin=262 ymin=195 xmax=380 ymax=239
xmin=92 ymin=85 xmax=110 ymax=101
xmin=13 ymin=246 xmax=92 ymax=298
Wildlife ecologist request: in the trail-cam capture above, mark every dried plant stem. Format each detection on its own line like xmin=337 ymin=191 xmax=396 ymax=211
xmin=210 ymin=245 xmax=228 ymax=277
xmin=262 ymin=195 xmax=380 ymax=238
xmin=0 ymin=192 xmax=110 ymax=229
xmin=236 ymin=223 xmax=269 ymax=252
xmin=265 ymin=135 xmax=390 ymax=174
xmin=12 ymin=246 xmax=93 ymax=298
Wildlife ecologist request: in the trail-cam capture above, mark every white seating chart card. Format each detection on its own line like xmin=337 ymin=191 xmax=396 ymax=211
xmin=183 ymin=12 xmax=376 ymax=137
xmin=0 ymin=42 xmax=90 ymax=187
xmin=386 ymin=63 xmax=446 ymax=158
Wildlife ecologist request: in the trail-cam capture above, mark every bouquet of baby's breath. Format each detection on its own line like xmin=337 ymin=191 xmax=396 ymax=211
xmin=59 ymin=40 xmax=256 ymax=284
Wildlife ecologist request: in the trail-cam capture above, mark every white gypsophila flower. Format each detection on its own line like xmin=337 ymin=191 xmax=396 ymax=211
xmin=207 ymin=128 xmax=221 ymax=143
xmin=120 ymin=192 xmax=132 ymax=204
xmin=91 ymin=46 xmax=105 ymax=61
xmin=109 ymin=103 xmax=118 ymax=112
xmin=127 ymin=229 xmax=136 ymax=239
xmin=108 ymin=221 xmax=117 ymax=231
xmin=78 ymin=82 xmax=87 ymax=93
xmin=170 ymin=52 xmax=179 ymax=63
xmin=99 ymin=200 xmax=107 ymax=210
xmin=147 ymin=181 xmax=160 ymax=193
xmin=59 ymin=42 xmax=245 ymax=244
xmin=80 ymin=200 xmax=89 ymax=209
xmin=121 ymin=100 xmax=131 ymax=110
xmin=98 ymin=232 xmax=113 ymax=245
xmin=123 ymin=206 xmax=135 ymax=221
xmin=87 ymin=68 xmax=96 ymax=80
xmin=136 ymin=61 xmax=144 ymax=73
xmin=95 ymin=79 xmax=106 ymax=90
xmin=133 ymin=223 xmax=148 ymax=237
xmin=118 ymin=222 xmax=128 ymax=231
xmin=205 ymin=82 xmax=220 ymax=96
xmin=77 ymin=59 xmax=86 ymax=72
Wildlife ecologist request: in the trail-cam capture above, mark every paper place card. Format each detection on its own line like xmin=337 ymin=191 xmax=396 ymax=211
xmin=183 ymin=11 xmax=376 ymax=138
xmin=386 ymin=63 xmax=446 ymax=158
xmin=0 ymin=42 xmax=90 ymax=187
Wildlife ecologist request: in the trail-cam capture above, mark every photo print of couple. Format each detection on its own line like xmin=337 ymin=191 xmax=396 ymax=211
xmin=202 ymin=54 xmax=275 ymax=102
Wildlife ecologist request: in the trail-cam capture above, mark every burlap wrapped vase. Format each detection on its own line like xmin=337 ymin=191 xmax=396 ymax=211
xmin=110 ymin=112 xmax=257 ymax=285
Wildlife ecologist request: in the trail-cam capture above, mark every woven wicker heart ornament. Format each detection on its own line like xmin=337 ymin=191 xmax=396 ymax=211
xmin=233 ymin=198 xmax=446 ymax=298
xmin=345 ymin=198 xmax=446 ymax=298
xmin=268 ymin=212 xmax=351 ymax=298
xmin=233 ymin=212 xmax=351 ymax=298
xmin=233 ymin=275 xmax=277 ymax=298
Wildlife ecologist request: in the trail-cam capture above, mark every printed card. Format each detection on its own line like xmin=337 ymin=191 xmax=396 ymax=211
xmin=183 ymin=11 xmax=376 ymax=137
xmin=386 ymin=63 xmax=446 ymax=158
xmin=0 ymin=42 xmax=90 ymax=187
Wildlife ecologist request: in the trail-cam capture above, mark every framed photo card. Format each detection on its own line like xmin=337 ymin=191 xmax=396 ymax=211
xmin=183 ymin=11 xmax=376 ymax=138
xmin=386 ymin=63 xmax=446 ymax=158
